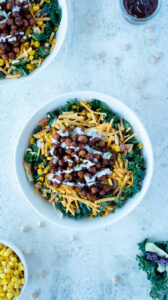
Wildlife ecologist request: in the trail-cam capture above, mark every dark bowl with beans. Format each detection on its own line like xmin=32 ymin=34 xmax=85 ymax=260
xmin=22 ymin=98 xmax=148 ymax=221
xmin=0 ymin=0 xmax=67 ymax=82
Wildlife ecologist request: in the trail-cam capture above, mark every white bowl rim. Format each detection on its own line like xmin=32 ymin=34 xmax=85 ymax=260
xmin=0 ymin=0 xmax=68 ymax=86
xmin=15 ymin=90 xmax=154 ymax=230
xmin=0 ymin=239 xmax=28 ymax=298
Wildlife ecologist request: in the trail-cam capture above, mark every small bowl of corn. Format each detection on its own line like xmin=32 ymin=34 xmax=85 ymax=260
xmin=0 ymin=239 xmax=28 ymax=299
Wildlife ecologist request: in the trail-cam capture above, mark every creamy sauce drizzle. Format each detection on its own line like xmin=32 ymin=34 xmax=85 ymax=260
xmin=37 ymin=139 xmax=43 ymax=148
xmin=84 ymin=168 xmax=112 ymax=186
xmin=57 ymin=128 xmax=106 ymax=140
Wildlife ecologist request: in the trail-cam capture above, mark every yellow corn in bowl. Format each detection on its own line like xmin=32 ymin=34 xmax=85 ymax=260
xmin=0 ymin=240 xmax=28 ymax=299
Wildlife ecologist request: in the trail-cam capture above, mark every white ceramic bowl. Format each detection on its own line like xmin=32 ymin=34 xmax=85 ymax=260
xmin=0 ymin=0 xmax=68 ymax=86
xmin=15 ymin=91 xmax=153 ymax=230
xmin=0 ymin=239 xmax=28 ymax=299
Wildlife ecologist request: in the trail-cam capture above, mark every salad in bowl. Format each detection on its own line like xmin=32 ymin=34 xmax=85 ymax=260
xmin=15 ymin=91 xmax=153 ymax=229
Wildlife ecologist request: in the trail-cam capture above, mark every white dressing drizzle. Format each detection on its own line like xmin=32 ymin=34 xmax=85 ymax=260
xmin=37 ymin=139 xmax=43 ymax=148
xmin=84 ymin=168 xmax=112 ymax=186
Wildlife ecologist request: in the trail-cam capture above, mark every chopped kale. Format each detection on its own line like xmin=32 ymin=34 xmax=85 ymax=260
xmin=121 ymin=151 xmax=145 ymax=198
xmin=78 ymin=203 xmax=91 ymax=217
xmin=90 ymin=99 xmax=121 ymax=128
xmin=45 ymin=21 xmax=54 ymax=36
xmin=41 ymin=0 xmax=61 ymax=26
xmin=46 ymin=112 xmax=57 ymax=126
xmin=136 ymin=239 xmax=168 ymax=300
xmin=11 ymin=61 xmax=29 ymax=76
xmin=33 ymin=125 xmax=42 ymax=134
xmin=123 ymin=119 xmax=131 ymax=130
xmin=31 ymin=32 xmax=48 ymax=41
xmin=35 ymin=47 xmax=50 ymax=59
xmin=65 ymin=99 xmax=82 ymax=112
xmin=24 ymin=151 xmax=38 ymax=163
xmin=90 ymin=99 xmax=108 ymax=111
xmin=0 ymin=71 xmax=4 ymax=79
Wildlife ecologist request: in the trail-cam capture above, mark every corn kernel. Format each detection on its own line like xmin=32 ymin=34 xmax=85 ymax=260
xmin=7 ymin=292 xmax=13 ymax=299
xmin=54 ymin=26 xmax=58 ymax=32
xmin=38 ymin=164 xmax=44 ymax=169
xmin=128 ymin=180 xmax=133 ymax=186
xmin=29 ymin=136 xmax=35 ymax=145
xmin=34 ymin=41 xmax=40 ymax=47
xmin=111 ymin=144 xmax=120 ymax=152
xmin=92 ymin=212 xmax=97 ymax=216
xmin=29 ymin=55 xmax=34 ymax=61
xmin=138 ymin=143 xmax=143 ymax=149
xmin=33 ymin=5 xmax=40 ymax=11
xmin=29 ymin=50 xmax=35 ymax=56
xmin=0 ymin=292 xmax=5 ymax=297
xmin=37 ymin=168 xmax=43 ymax=175
xmin=47 ymin=156 xmax=53 ymax=160
xmin=0 ymin=243 xmax=25 ymax=299
xmin=19 ymin=265 xmax=24 ymax=271
xmin=38 ymin=176 xmax=44 ymax=182
xmin=24 ymin=42 xmax=29 ymax=47
xmin=26 ymin=64 xmax=33 ymax=70
xmin=0 ymin=59 xmax=5 ymax=67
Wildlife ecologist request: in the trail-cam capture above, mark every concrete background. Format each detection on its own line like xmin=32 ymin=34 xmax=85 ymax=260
xmin=0 ymin=0 xmax=168 ymax=299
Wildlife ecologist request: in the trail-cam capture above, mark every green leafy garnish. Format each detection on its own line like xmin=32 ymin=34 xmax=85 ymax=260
xmin=0 ymin=71 xmax=4 ymax=79
xmin=41 ymin=0 xmax=61 ymax=26
xmin=11 ymin=61 xmax=29 ymax=76
xmin=31 ymin=32 xmax=48 ymax=41
xmin=46 ymin=112 xmax=57 ymax=126
xmin=136 ymin=239 xmax=168 ymax=300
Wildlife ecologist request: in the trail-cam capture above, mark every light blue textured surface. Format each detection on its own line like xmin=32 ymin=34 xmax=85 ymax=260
xmin=0 ymin=0 xmax=168 ymax=299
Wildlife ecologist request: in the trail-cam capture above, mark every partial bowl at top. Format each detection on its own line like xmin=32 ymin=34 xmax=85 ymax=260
xmin=0 ymin=0 xmax=67 ymax=85
xmin=15 ymin=91 xmax=153 ymax=230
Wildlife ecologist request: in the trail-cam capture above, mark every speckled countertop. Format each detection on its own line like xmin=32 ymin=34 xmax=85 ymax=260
xmin=0 ymin=0 xmax=168 ymax=299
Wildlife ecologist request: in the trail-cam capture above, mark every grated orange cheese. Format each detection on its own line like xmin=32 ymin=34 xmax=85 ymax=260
xmin=124 ymin=132 xmax=138 ymax=143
